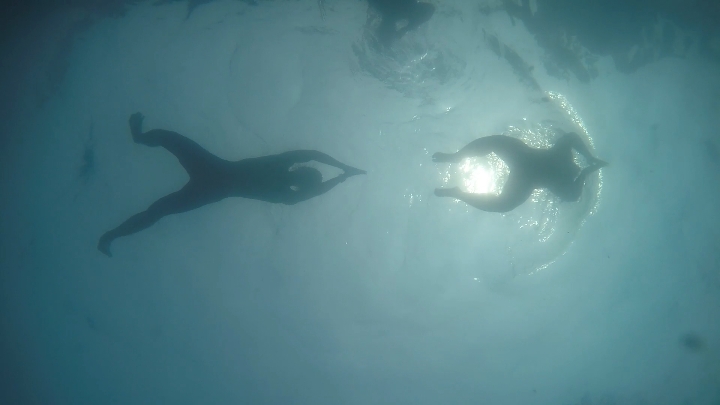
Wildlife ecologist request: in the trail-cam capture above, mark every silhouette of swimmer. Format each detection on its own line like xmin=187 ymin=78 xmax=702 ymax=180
xmin=432 ymin=133 xmax=607 ymax=212
xmin=97 ymin=113 xmax=365 ymax=257
xmin=367 ymin=0 xmax=435 ymax=45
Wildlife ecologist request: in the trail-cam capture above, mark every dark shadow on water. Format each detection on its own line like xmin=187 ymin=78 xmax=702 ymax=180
xmin=77 ymin=120 xmax=95 ymax=186
xmin=680 ymin=332 xmax=706 ymax=353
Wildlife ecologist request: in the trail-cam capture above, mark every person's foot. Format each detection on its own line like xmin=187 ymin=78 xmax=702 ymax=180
xmin=434 ymin=187 xmax=460 ymax=198
xmin=97 ymin=235 xmax=113 ymax=258
xmin=129 ymin=112 xmax=144 ymax=140
xmin=410 ymin=2 xmax=436 ymax=28
xmin=432 ymin=152 xmax=455 ymax=163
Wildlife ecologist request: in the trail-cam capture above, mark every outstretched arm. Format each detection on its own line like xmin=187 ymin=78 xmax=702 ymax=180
xmin=285 ymin=172 xmax=354 ymax=205
xmin=556 ymin=132 xmax=608 ymax=166
xmin=278 ymin=150 xmax=366 ymax=174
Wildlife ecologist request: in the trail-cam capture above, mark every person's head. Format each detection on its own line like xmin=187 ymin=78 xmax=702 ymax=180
xmin=289 ymin=166 xmax=323 ymax=189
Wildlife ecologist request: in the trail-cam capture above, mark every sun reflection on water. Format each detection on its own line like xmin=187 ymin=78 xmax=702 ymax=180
xmin=457 ymin=153 xmax=509 ymax=195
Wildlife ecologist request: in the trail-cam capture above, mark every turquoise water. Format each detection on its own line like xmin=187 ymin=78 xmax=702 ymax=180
xmin=1 ymin=1 xmax=719 ymax=404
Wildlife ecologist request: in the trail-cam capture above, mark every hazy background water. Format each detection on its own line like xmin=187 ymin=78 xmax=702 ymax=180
xmin=1 ymin=1 xmax=719 ymax=404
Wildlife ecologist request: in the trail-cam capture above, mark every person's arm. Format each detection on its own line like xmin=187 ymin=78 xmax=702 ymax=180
xmin=278 ymin=150 xmax=366 ymax=175
xmin=558 ymin=133 xmax=608 ymax=167
xmin=284 ymin=172 xmax=352 ymax=205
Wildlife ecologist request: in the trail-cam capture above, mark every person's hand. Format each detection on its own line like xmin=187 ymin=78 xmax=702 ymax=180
xmin=344 ymin=166 xmax=366 ymax=177
xmin=129 ymin=112 xmax=144 ymax=129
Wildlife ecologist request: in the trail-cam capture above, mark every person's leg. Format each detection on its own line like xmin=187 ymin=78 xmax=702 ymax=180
xmin=434 ymin=173 xmax=534 ymax=213
xmin=405 ymin=1 xmax=435 ymax=31
xmin=129 ymin=113 xmax=223 ymax=178
xmin=97 ymin=182 xmax=224 ymax=257
xmin=370 ymin=0 xmax=434 ymax=44
xmin=432 ymin=135 xmax=527 ymax=164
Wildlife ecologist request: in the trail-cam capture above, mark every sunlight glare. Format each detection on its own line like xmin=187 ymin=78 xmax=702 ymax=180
xmin=458 ymin=156 xmax=503 ymax=194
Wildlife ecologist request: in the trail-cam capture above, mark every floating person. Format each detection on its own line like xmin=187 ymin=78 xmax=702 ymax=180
xmin=367 ymin=0 xmax=436 ymax=46
xmin=98 ymin=113 xmax=365 ymax=257
xmin=432 ymin=132 xmax=607 ymax=213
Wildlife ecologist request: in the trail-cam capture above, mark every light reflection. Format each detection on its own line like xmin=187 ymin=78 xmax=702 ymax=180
xmin=437 ymin=153 xmax=510 ymax=206
xmin=459 ymin=158 xmax=496 ymax=194
xmin=459 ymin=153 xmax=509 ymax=195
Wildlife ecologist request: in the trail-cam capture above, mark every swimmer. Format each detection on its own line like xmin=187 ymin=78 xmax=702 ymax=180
xmin=97 ymin=113 xmax=365 ymax=257
xmin=367 ymin=0 xmax=436 ymax=45
xmin=432 ymin=133 xmax=607 ymax=212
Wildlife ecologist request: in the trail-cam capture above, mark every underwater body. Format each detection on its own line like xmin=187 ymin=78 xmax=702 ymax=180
xmin=0 ymin=0 xmax=719 ymax=404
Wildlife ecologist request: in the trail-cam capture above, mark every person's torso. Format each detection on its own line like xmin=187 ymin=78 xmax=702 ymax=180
xmin=227 ymin=159 xmax=295 ymax=200
xmin=514 ymin=147 xmax=580 ymax=192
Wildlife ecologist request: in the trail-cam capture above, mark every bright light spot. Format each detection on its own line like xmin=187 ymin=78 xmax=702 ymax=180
xmin=459 ymin=157 xmax=498 ymax=194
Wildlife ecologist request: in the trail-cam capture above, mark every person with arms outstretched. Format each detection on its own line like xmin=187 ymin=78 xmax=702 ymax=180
xmin=432 ymin=132 xmax=607 ymax=212
xmin=98 ymin=113 xmax=365 ymax=257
